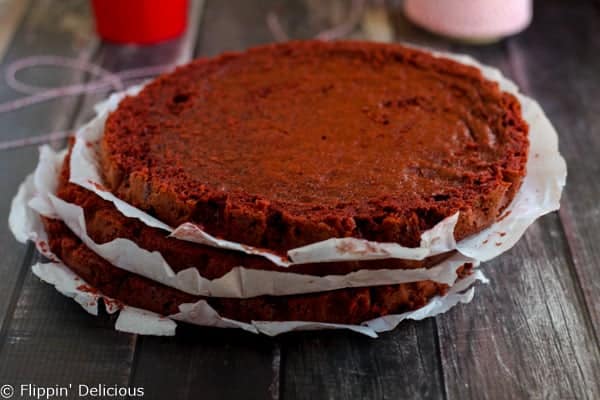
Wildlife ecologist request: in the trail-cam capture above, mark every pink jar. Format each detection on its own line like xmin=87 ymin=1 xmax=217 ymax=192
xmin=404 ymin=0 xmax=532 ymax=43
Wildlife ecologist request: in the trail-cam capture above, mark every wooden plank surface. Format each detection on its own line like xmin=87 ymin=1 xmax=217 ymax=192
xmin=196 ymin=0 xmax=353 ymax=55
xmin=0 ymin=0 xmax=203 ymax=392
xmin=0 ymin=0 xmax=599 ymax=399
xmin=437 ymin=215 xmax=600 ymax=399
xmin=390 ymin=3 xmax=600 ymax=399
xmin=0 ymin=0 xmax=28 ymax=60
xmin=0 ymin=0 xmax=135 ymax=388
xmin=281 ymin=321 xmax=445 ymax=400
xmin=130 ymin=325 xmax=278 ymax=400
xmin=508 ymin=0 xmax=600 ymax=337
xmin=0 ymin=0 xmax=129 ymax=388
xmin=0 ymin=0 xmax=96 ymax=334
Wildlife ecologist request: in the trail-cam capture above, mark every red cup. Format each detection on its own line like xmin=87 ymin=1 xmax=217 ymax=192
xmin=91 ymin=0 xmax=188 ymax=44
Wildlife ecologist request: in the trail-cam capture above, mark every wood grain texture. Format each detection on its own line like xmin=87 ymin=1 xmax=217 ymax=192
xmin=391 ymin=7 xmax=600 ymax=399
xmin=130 ymin=325 xmax=278 ymax=400
xmin=438 ymin=215 xmax=600 ymax=400
xmin=0 ymin=0 xmax=132 ymax=389
xmin=0 ymin=0 xmax=28 ymax=60
xmin=508 ymin=0 xmax=600 ymax=338
xmin=196 ymin=0 xmax=354 ymax=56
xmin=281 ymin=321 xmax=445 ymax=400
xmin=0 ymin=266 xmax=137 ymax=387
xmin=0 ymin=0 xmax=96 ymax=334
xmin=0 ymin=146 xmax=38 ymax=334
xmin=0 ymin=0 xmax=598 ymax=398
xmin=0 ymin=0 xmax=203 ymax=390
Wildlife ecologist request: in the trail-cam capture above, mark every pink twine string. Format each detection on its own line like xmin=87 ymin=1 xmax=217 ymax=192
xmin=0 ymin=55 xmax=173 ymax=151
xmin=0 ymin=130 xmax=72 ymax=151
xmin=5 ymin=55 xmax=124 ymax=95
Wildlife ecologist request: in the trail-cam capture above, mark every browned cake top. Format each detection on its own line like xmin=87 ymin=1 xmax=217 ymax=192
xmin=100 ymin=40 xmax=528 ymax=252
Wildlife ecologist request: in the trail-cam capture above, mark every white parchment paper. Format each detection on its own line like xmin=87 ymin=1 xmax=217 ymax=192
xmin=9 ymin=160 xmax=485 ymax=337
xmin=439 ymin=52 xmax=567 ymax=261
xmin=67 ymin=51 xmax=566 ymax=267
xmin=11 ymin=169 xmax=485 ymax=337
xmin=30 ymin=259 xmax=486 ymax=337
xmin=31 ymin=261 xmax=177 ymax=336
xmin=22 ymin=146 xmax=474 ymax=298
xmin=6 ymin=47 xmax=566 ymax=336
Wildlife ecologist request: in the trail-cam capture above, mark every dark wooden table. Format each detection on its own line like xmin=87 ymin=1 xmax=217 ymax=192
xmin=0 ymin=1 xmax=598 ymax=399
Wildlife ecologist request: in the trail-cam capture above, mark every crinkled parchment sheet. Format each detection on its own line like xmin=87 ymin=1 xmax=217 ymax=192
xmin=28 ymin=258 xmax=487 ymax=338
xmin=8 ymin=49 xmax=565 ymax=336
xmin=10 ymin=167 xmax=486 ymax=337
xmin=68 ymin=51 xmax=566 ymax=267
xmin=19 ymin=146 xmax=475 ymax=298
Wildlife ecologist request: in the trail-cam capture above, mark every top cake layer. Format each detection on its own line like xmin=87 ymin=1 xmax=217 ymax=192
xmin=100 ymin=41 xmax=528 ymax=253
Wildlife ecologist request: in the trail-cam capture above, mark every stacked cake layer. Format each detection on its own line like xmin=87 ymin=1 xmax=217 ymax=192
xmin=9 ymin=41 xmax=566 ymax=336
